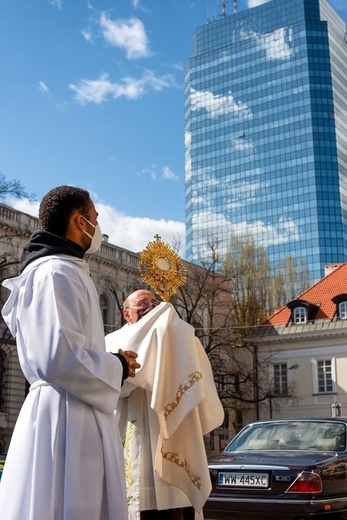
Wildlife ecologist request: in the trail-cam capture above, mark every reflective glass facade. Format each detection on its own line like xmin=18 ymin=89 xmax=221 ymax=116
xmin=185 ymin=0 xmax=347 ymax=283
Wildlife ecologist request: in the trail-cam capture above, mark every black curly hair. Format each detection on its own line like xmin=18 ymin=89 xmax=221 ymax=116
xmin=39 ymin=185 xmax=92 ymax=237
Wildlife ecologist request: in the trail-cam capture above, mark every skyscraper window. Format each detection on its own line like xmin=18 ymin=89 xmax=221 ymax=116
xmin=185 ymin=0 xmax=347 ymax=283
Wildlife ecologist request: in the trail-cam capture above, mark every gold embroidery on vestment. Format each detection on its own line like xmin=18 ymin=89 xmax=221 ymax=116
xmin=123 ymin=420 xmax=136 ymax=506
xmin=161 ymin=446 xmax=202 ymax=489
xmin=163 ymin=371 xmax=202 ymax=419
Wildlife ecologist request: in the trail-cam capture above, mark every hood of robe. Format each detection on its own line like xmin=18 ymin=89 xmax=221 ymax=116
xmin=20 ymin=230 xmax=85 ymax=273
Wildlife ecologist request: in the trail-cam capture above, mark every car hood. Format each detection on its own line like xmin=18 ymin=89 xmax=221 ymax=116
xmin=208 ymin=450 xmax=338 ymax=469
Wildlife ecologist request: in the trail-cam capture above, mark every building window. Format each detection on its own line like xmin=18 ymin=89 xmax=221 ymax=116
xmin=316 ymin=359 xmax=334 ymax=393
xmin=293 ymin=307 xmax=307 ymax=323
xmin=220 ymin=410 xmax=229 ymax=440
xmin=234 ymin=373 xmax=240 ymax=393
xmin=332 ymin=294 xmax=347 ymax=319
xmin=339 ymin=301 xmax=347 ymax=319
xmin=0 ymin=350 xmax=4 ymax=411
xmin=288 ymin=301 xmax=319 ymax=323
xmin=100 ymin=294 xmax=113 ymax=334
xmin=235 ymin=410 xmax=243 ymax=432
xmin=273 ymin=363 xmax=289 ymax=395
xmin=100 ymin=295 xmax=109 ymax=324
xmin=217 ymin=374 xmax=227 ymax=392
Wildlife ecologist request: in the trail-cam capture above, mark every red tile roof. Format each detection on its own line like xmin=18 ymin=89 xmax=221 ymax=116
xmin=266 ymin=263 xmax=347 ymax=325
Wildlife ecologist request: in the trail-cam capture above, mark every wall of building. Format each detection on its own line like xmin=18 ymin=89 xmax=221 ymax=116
xmin=258 ymin=333 xmax=347 ymax=420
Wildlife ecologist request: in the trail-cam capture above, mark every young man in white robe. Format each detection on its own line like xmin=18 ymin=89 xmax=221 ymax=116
xmin=105 ymin=289 xmax=225 ymax=520
xmin=0 ymin=185 xmax=140 ymax=520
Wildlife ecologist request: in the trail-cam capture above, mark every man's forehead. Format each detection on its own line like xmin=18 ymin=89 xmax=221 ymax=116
xmin=87 ymin=201 xmax=98 ymax=216
xmin=133 ymin=291 xmax=155 ymax=302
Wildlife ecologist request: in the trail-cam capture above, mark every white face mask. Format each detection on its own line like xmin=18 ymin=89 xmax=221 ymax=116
xmin=81 ymin=216 xmax=103 ymax=254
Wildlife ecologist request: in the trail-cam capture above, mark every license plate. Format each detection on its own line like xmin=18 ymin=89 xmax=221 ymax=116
xmin=219 ymin=472 xmax=269 ymax=487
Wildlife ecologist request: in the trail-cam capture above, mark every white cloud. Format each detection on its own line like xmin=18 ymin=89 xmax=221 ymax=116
xmin=162 ymin=166 xmax=179 ymax=181
xmin=81 ymin=28 xmax=93 ymax=43
xmin=184 ymin=131 xmax=191 ymax=148
xmin=192 ymin=210 xmax=300 ymax=253
xmin=232 ymin=137 xmax=254 ymax=152
xmin=96 ymin=202 xmax=185 ymax=256
xmin=233 ymin=217 xmax=300 ymax=246
xmin=232 ymin=180 xmax=261 ymax=204
xmin=142 ymin=165 xmax=157 ymax=181
xmin=172 ymin=62 xmax=184 ymax=72
xmin=190 ymin=88 xmax=252 ymax=119
xmin=8 ymin=197 xmax=186 ymax=258
xmin=259 ymin=27 xmax=294 ymax=60
xmin=39 ymin=81 xmax=49 ymax=94
xmin=141 ymin=165 xmax=179 ymax=182
xmin=185 ymin=131 xmax=192 ymax=182
xmin=191 ymin=171 xmax=262 ymax=214
xmin=202 ymin=51 xmax=231 ymax=69
xmin=247 ymin=0 xmax=270 ymax=7
xmin=239 ymin=24 xmax=293 ymax=61
xmin=9 ymin=198 xmax=40 ymax=218
xmin=100 ymin=13 xmax=150 ymax=59
xmin=49 ymin=0 xmax=62 ymax=9
xmin=70 ymin=70 xmax=176 ymax=104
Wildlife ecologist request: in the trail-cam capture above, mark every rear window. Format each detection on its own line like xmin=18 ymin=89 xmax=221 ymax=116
xmin=225 ymin=421 xmax=346 ymax=452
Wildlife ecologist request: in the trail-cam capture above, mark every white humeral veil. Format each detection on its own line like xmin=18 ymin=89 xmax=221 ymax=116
xmin=105 ymin=302 xmax=224 ymax=520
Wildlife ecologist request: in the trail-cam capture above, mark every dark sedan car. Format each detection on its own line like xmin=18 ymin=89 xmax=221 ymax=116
xmin=204 ymin=418 xmax=347 ymax=520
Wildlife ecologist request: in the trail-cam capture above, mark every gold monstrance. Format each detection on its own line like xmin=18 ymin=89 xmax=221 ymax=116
xmin=138 ymin=235 xmax=187 ymax=301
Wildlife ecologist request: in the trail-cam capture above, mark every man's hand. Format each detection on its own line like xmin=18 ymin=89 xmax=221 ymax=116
xmin=118 ymin=349 xmax=141 ymax=378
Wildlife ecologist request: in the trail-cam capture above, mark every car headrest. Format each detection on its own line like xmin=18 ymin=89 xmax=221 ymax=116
xmin=316 ymin=437 xmax=340 ymax=451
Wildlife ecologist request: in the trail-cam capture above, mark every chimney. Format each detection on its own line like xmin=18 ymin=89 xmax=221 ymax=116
xmin=325 ymin=263 xmax=344 ymax=276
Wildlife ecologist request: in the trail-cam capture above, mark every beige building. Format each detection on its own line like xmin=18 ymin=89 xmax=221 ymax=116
xmin=251 ymin=263 xmax=347 ymax=421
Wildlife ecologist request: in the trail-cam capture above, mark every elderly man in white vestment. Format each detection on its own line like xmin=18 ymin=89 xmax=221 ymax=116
xmin=0 ymin=185 xmax=140 ymax=520
xmin=105 ymin=289 xmax=225 ymax=520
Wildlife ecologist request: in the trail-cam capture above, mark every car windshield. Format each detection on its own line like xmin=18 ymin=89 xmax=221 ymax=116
xmin=225 ymin=421 xmax=347 ymax=452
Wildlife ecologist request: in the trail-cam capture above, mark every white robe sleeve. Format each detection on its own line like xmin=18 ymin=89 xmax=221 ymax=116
xmin=14 ymin=259 xmax=123 ymax=414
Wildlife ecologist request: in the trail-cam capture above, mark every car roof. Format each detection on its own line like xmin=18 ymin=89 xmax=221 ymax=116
xmin=246 ymin=417 xmax=347 ymax=426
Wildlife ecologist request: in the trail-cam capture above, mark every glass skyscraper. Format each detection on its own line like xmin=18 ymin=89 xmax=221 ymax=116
xmin=185 ymin=0 xmax=347 ymax=283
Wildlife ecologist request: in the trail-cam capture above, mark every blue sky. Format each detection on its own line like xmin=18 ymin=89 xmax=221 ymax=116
xmin=1 ymin=0 xmax=346 ymax=256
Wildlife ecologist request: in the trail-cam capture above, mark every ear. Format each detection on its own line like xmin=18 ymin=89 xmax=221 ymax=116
xmin=65 ymin=211 xmax=86 ymax=244
xmin=74 ymin=213 xmax=88 ymax=232
xmin=67 ymin=211 xmax=81 ymax=233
